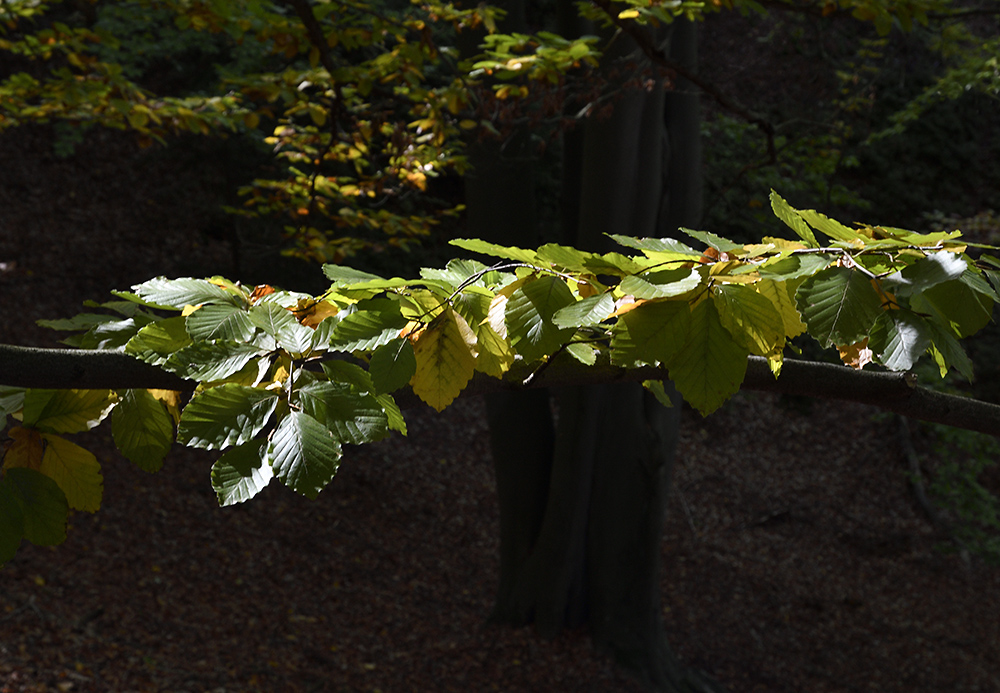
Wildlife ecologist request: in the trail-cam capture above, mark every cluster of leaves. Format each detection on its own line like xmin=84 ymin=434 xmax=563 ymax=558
xmin=2 ymin=194 xmax=998 ymax=565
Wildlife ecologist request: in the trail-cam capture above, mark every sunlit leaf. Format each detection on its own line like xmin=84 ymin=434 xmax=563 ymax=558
xmin=610 ymin=300 xmax=690 ymax=368
xmin=211 ymin=440 xmax=272 ymax=506
xmin=505 ymin=275 xmax=576 ymax=362
xmin=38 ymin=434 xmax=103 ymax=512
xmin=177 ymin=384 xmax=279 ymax=450
xmin=795 ymin=266 xmax=882 ymax=348
xmin=21 ymin=389 xmax=116 ymax=435
xmin=268 ymin=411 xmax=341 ymax=499
xmin=868 ymin=310 xmax=931 ymax=371
xmin=409 ymin=308 xmax=477 ymax=412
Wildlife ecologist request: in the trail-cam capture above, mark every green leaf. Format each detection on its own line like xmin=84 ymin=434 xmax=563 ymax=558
xmin=552 ymin=293 xmax=615 ymax=329
xmin=125 ymin=316 xmax=192 ymax=365
xmin=211 ymin=440 xmax=272 ymax=506
xmin=369 ymin=338 xmax=417 ymax=394
xmin=924 ymin=319 xmax=974 ymax=381
xmin=882 ymin=251 xmax=967 ymax=297
xmin=610 ymin=235 xmax=699 ymax=256
xmin=770 ymin=190 xmax=818 ymax=247
xmin=868 ymin=310 xmax=932 ymax=371
xmin=610 ymin=300 xmax=691 ymax=367
xmin=755 ymin=278 xmax=807 ymax=338
xmin=177 ymin=384 xmax=279 ymax=450
xmin=37 ymin=313 xmax=119 ymax=332
xmin=0 ymin=386 xmax=26 ymax=418
xmin=420 ymin=258 xmax=492 ymax=287
xmin=565 ymin=342 xmax=597 ymax=365
xmin=186 ymin=304 xmax=256 ymax=343
xmin=667 ymin=299 xmax=749 ymax=416
xmin=911 ymin=276 xmax=993 ymax=338
xmin=795 ymin=209 xmax=864 ymax=243
xmin=329 ymin=307 xmax=407 ymax=352
xmin=80 ymin=315 xmax=154 ymax=350
xmin=21 ymin=389 xmax=116 ymax=435
xmin=759 ymin=254 xmax=831 ymax=281
xmin=795 ymin=266 xmax=883 ymax=348
xmin=375 ymin=393 xmax=407 ymax=435
xmin=323 ymin=265 xmax=384 ymax=286
xmin=449 ymin=238 xmax=537 ymax=264
xmin=268 ymin=411 xmax=342 ymax=499
xmin=641 ymin=380 xmax=675 ymax=408
xmin=505 ymin=276 xmax=577 ymax=362
xmin=133 ymin=277 xmax=239 ymax=309
xmin=111 ymin=389 xmax=174 ymax=472
xmin=296 ymin=381 xmax=389 ymax=445
xmin=5 ymin=466 xmax=67 ymax=546
xmin=535 ymin=243 xmax=599 ymax=272
xmin=619 ymin=268 xmax=702 ymax=300
xmin=249 ymin=303 xmax=314 ymax=354
xmin=320 ymin=361 xmax=377 ymax=394
xmin=680 ymin=228 xmax=744 ymax=253
xmin=713 ymin=284 xmax=785 ymax=356
xmin=165 ymin=341 xmax=268 ymax=382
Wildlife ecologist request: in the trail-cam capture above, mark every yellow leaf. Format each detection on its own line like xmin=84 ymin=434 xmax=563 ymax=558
xmin=838 ymin=339 xmax=874 ymax=370
xmin=409 ymin=308 xmax=477 ymax=412
xmin=755 ymin=279 xmax=807 ymax=338
xmin=474 ymin=324 xmax=514 ymax=378
xmin=148 ymin=389 xmax=183 ymax=426
xmin=3 ymin=427 xmax=44 ymax=471
xmin=618 ymin=9 xmax=640 ymax=19
xmin=39 ymin=434 xmax=103 ymax=512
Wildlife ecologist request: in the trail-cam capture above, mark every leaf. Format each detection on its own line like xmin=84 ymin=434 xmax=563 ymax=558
xmin=449 ymin=238 xmax=537 ymax=264
xmin=322 ymin=265 xmax=384 ymax=286
xmin=133 ymin=276 xmax=239 ymax=309
xmin=713 ymin=284 xmax=786 ymax=356
xmin=838 ymin=340 xmax=874 ymax=370
xmin=111 ymin=389 xmax=174 ymax=472
xmin=552 ymin=293 xmax=616 ymax=328
xmin=375 ymin=393 xmax=407 ymax=435
xmin=565 ymin=342 xmax=597 ymax=365
xmin=295 ymin=381 xmax=389 ymax=445
xmin=369 ymin=338 xmax=417 ymax=394
xmin=881 ymin=251 xmax=967 ymax=297
xmin=0 ymin=386 xmax=26 ymax=418
xmin=164 ymin=341 xmax=267 ymax=381
xmin=38 ymin=434 xmax=103 ymax=512
xmin=409 ymin=308 xmax=477 ymax=412
xmin=618 ymin=268 xmax=702 ymax=300
xmin=4 ymin=466 xmax=67 ymax=546
xmin=320 ymin=360 xmax=377 ymax=394
xmin=125 ymin=316 xmax=192 ymax=365
xmin=21 ymin=389 xmax=116 ymax=435
xmin=795 ymin=266 xmax=883 ymax=348
xmin=868 ymin=310 xmax=931 ymax=371
xmin=910 ymin=276 xmax=993 ymax=338
xmin=80 ymin=316 xmax=153 ymax=349
xmin=211 ymin=440 xmax=272 ymax=506
xmin=641 ymin=380 xmax=675 ymax=408
xmin=177 ymin=384 xmax=279 ymax=450
xmin=505 ymin=276 xmax=577 ymax=362
xmin=610 ymin=300 xmax=691 ymax=367
xmin=924 ymin=319 xmax=974 ymax=381
xmin=666 ymin=299 xmax=749 ymax=417
xmin=249 ymin=303 xmax=315 ymax=354
xmin=770 ymin=190 xmax=818 ymax=247
xmin=795 ymin=208 xmax=864 ymax=243
xmin=680 ymin=228 xmax=744 ymax=253
xmin=185 ymin=304 xmax=256 ymax=342
xmin=759 ymin=253 xmax=831 ymax=281
xmin=3 ymin=427 xmax=44 ymax=470
xmin=268 ymin=412 xmax=342 ymax=499
xmin=755 ymin=278 xmax=807 ymax=338
xmin=610 ymin=234 xmax=699 ymax=256
xmin=475 ymin=324 xmax=515 ymax=377
xmin=329 ymin=307 xmax=407 ymax=351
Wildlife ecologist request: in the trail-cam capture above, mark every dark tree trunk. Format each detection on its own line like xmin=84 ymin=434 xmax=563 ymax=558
xmin=463 ymin=6 xmax=721 ymax=690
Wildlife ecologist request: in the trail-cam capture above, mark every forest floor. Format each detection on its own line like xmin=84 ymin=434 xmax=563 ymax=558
xmin=2 ymin=121 xmax=1000 ymax=693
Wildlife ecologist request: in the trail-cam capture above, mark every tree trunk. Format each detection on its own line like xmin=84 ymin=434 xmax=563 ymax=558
xmin=463 ymin=7 xmax=722 ymax=690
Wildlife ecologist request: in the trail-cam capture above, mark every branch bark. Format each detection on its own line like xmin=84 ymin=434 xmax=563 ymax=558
xmin=3 ymin=343 xmax=1000 ymax=437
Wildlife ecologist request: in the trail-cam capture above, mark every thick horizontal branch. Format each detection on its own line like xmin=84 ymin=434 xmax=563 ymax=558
xmin=2 ymin=344 xmax=999 ymax=436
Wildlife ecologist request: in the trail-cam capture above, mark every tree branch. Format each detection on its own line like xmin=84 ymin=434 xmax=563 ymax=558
xmin=4 ymin=344 xmax=999 ymax=437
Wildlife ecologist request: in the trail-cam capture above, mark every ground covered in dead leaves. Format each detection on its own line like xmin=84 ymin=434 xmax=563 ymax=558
xmin=2 ymin=129 xmax=999 ymax=693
